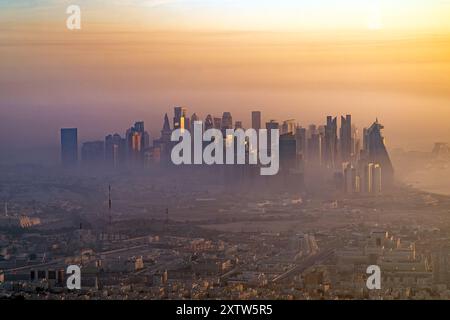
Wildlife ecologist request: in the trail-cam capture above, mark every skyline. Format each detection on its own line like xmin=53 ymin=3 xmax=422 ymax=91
xmin=58 ymin=109 xmax=395 ymax=189
xmin=1 ymin=1 xmax=450 ymax=160
xmin=3 ymin=1 xmax=450 ymax=304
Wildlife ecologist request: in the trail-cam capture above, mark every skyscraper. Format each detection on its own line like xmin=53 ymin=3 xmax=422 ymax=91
xmin=324 ymin=116 xmax=338 ymax=169
xmin=134 ymin=121 xmax=150 ymax=150
xmin=363 ymin=163 xmax=374 ymax=193
xmin=281 ymin=119 xmax=296 ymax=135
xmin=134 ymin=121 xmax=145 ymax=133
xmin=213 ymin=117 xmax=222 ymax=130
xmin=204 ymin=115 xmax=214 ymax=131
xmin=279 ymin=133 xmax=297 ymax=172
xmin=173 ymin=106 xmax=187 ymax=130
xmin=60 ymin=128 xmax=78 ymax=167
xmin=105 ymin=133 xmax=125 ymax=168
xmin=153 ymin=114 xmax=172 ymax=164
xmin=295 ymin=127 xmax=307 ymax=158
xmin=126 ymin=121 xmax=150 ymax=165
xmin=266 ymin=120 xmax=279 ymax=149
xmin=190 ymin=113 xmax=199 ymax=132
xmin=81 ymin=141 xmax=105 ymax=166
xmin=351 ymin=125 xmax=360 ymax=161
xmin=372 ymin=164 xmax=382 ymax=194
xmin=251 ymin=111 xmax=261 ymax=131
xmin=161 ymin=113 xmax=172 ymax=143
xmin=363 ymin=119 xmax=394 ymax=185
xmin=307 ymin=132 xmax=322 ymax=165
xmin=221 ymin=112 xmax=233 ymax=132
xmin=343 ymin=163 xmax=356 ymax=194
xmin=340 ymin=115 xmax=352 ymax=161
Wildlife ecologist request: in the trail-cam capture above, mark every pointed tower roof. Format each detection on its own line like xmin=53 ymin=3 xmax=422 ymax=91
xmin=162 ymin=113 xmax=171 ymax=131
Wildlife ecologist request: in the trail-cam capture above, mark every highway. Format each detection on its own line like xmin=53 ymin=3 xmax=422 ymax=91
xmin=271 ymin=248 xmax=335 ymax=283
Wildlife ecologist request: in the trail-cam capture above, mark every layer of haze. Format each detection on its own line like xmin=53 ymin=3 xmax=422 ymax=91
xmin=1 ymin=0 xmax=450 ymax=163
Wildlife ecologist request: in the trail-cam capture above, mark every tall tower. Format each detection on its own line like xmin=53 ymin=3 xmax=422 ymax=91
xmin=281 ymin=119 xmax=296 ymax=135
xmin=295 ymin=127 xmax=307 ymax=158
xmin=108 ymin=185 xmax=112 ymax=225
xmin=221 ymin=112 xmax=233 ymax=133
xmin=190 ymin=113 xmax=199 ymax=132
xmin=213 ymin=117 xmax=222 ymax=130
xmin=324 ymin=116 xmax=337 ymax=169
xmin=251 ymin=111 xmax=261 ymax=131
xmin=60 ymin=128 xmax=78 ymax=167
xmin=126 ymin=121 xmax=150 ymax=165
xmin=205 ymin=115 xmax=214 ymax=130
xmin=161 ymin=113 xmax=172 ymax=143
xmin=173 ymin=106 xmax=187 ymax=130
xmin=266 ymin=120 xmax=279 ymax=150
xmin=363 ymin=119 xmax=394 ymax=185
xmin=340 ymin=115 xmax=352 ymax=161
xmin=105 ymin=133 xmax=125 ymax=168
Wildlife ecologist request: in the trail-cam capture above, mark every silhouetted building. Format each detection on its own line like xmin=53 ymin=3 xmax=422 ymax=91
xmin=351 ymin=125 xmax=360 ymax=160
xmin=153 ymin=114 xmax=173 ymax=164
xmin=266 ymin=120 xmax=279 ymax=149
xmin=221 ymin=112 xmax=233 ymax=133
xmin=133 ymin=121 xmax=150 ymax=150
xmin=105 ymin=133 xmax=126 ymax=167
xmin=81 ymin=141 xmax=104 ymax=165
xmin=343 ymin=163 xmax=356 ymax=194
xmin=281 ymin=119 xmax=296 ymax=135
xmin=308 ymin=133 xmax=322 ymax=165
xmin=205 ymin=115 xmax=214 ymax=130
xmin=213 ymin=117 xmax=222 ymax=130
xmin=363 ymin=119 xmax=394 ymax=185
xmin=252 ymin=111 xmax=261 ymax=131
xmin=324 ymin=116 xmax=338 ymax=169
xmin=160 ymin=113 xmax=172 ymax=143
xmin=61 ymin=128 xmax=78 ymax=167
xmin=173 ymin=106 xmax=187 ymax=130
xmin=340 ymin=115 xmax=352 ymax=161
xmin=280 ymin=133 xmax=297 ymax=172
xmin=190 ymin=113 xmax=199 ymax=132
xmin=295 ymin=127 xmax=307 ymax=158
xmin=126 ymin=121 xmax=150 ymax=165
xmin=363 ymin=163 xmax=373 ymax=193
xmin=372 ymin=164 xmax=382 ymax=194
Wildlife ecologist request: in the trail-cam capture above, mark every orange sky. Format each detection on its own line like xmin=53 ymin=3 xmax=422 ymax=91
xmin=1 ymin=1 xmax=450 ymax=156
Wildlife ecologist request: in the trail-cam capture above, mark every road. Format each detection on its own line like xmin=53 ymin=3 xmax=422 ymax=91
xmin=271 ymin=248 xmax=335 ymax=283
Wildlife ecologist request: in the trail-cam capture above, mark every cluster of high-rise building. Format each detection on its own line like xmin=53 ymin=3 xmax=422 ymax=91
xmin=60 ymin=107 xmax=394 ymax=193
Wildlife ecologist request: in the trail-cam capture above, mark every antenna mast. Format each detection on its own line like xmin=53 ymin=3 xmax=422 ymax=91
xmin=108 ymin=185 xmax=112 ymax=226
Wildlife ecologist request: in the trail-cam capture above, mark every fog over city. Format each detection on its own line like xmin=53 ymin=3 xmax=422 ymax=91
xmin=1 ymin=0 xmax=450 ymax=302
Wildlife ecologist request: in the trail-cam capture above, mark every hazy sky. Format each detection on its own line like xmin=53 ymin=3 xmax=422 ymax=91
xmin=1 ymin=0 xmax=450 ymax=162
